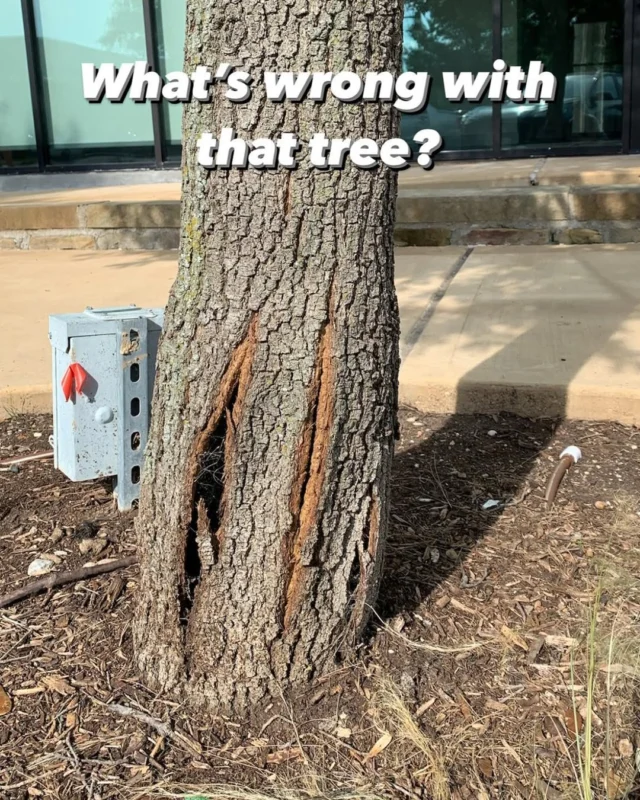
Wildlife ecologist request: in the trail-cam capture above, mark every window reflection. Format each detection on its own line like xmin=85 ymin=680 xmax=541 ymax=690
xmin=501 ymin=0 xmax=624 ymax=148
xmin=155 ymin=0 xmax=186 ymax=159
xmin=401 ymin=0 xmax=493 ymax=152
xmin=0 ymin=0 xmax=37 ymax=168
xmin=0 ymin=0 xmax=631 ymax=172
xmin=33 ymin=0 xmax=155 ymax=165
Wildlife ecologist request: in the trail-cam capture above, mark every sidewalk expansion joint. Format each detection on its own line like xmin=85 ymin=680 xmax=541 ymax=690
xmin=400 ymin=246 xmax=475 ymax=361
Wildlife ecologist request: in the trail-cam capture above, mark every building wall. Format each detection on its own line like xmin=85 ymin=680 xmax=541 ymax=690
xmin=0 ymin=0 xmax=629 ymax=172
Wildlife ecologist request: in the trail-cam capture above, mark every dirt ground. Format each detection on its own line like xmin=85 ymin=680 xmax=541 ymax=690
xmin=0 ymin=408 xmax=639 ymax=800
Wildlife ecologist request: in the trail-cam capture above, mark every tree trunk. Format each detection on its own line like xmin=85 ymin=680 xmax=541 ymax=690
xmin=134 ymin=0 xmax=404 ymax=714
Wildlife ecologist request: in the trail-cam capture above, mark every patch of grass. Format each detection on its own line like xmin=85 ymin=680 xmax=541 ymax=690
xmin=136 ymin=786 xmax=387 ymax=800
xmin=372 ymin=677 xmax=452 ymax=800
xmin=564 ymin=561 xmax=640 ymax=799
xmin=1 ymin=402 xmax=32 ymax=421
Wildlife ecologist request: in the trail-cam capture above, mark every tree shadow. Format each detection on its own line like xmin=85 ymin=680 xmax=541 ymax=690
xmin=378 ymin=245 xmax=640 ymax=619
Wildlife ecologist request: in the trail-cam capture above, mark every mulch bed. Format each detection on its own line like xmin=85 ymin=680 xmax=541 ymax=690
xmin=1 ymin=409 xmax=639 ymax=800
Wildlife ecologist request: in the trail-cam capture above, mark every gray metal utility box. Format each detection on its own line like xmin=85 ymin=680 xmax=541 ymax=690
xmin=49 ymin=305 xmax=164 ymax=510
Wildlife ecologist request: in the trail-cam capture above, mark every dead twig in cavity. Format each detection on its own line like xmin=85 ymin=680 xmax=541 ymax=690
xmin=95 ymin=700 xmax=204 ymax=759
xmin=0 ymin=556 xmax=138 ymax=609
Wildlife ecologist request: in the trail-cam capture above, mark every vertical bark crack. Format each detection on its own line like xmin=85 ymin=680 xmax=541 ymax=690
xmin=349 ymin=494 xmax=379 ymax=598
xmin=179 ymin=315 xmax=258 ymax=626
xmin=282 ymin=318 xmax=335 ymax=631
xmin=283 ymin=171 xmax=293 ymax=218
xmin=341 ymin=493 xmax=381 ymax=656
xmin=366 ymin=495 xmax=379 ymax=561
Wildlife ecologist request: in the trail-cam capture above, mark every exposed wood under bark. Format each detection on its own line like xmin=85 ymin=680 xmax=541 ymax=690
xmin=283 ymin=315 xmax=335 ymax=632
xmin=180 ymin=315 xmax=259 ymax=620
xmin=134 ymin=0 xmax=403 ymax=714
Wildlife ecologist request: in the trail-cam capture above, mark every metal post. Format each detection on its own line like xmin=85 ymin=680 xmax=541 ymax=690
xmin=626 ymin=0 xmax=640 ymax=152
xmin=20 ymin=0 xmax=49 ymax=171
xmin=116 ymin=319 xmax=151 ymax=510
xmin=492 ymin=0 xmax=503 ymax=158
xmin=142 ymin=0 xmax=167 ymax=167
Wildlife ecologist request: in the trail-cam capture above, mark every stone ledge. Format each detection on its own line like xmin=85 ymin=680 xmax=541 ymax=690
xmin=1 ymin=221 xmax=638 ymax=249
xmin=459 ymin=228 xmax=550 ymax=246
xmin=94 ymin=228 xmax=180 ymax=250
xmin=1 ymin=184 xmax=639 ymax=249
xmin=30 ymin=234 xmax=96 ymax=250
xmin=396 ymin=222 xmax=640 ymax=247
xmin=0 ymin=204 xmax=81 ymax=231
xmin=552 ymin=228 xmax=604 ymax=245
xmin=397 ymin=187 xmax=573 ymax=225
xmin=609 ymin=229 xmax=640 ymax=243
xmin=397 ymin=184 xmax=640 ymax=226
xmin=0 ymin=201 xmax=182 ymax=232
xmin=572 ymin=187 xmax=640 ymax=221
xmin=82 ymin=202 xmax=181 ymax=229
xmin=395 ymin=227 xmax=452 ymax=247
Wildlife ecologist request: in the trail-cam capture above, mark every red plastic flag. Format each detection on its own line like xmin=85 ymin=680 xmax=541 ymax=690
xmin=61 ymin=363 xmax=89 ymax=402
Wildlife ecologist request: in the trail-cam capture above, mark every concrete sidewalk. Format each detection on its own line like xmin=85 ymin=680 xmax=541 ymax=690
xmin=2 ymin=245 xmax=640 ymax=423
xmin=399 ymin=245 xmax=640 ymax=423
xmin=0 ymin=251 xmax=176 ymax=417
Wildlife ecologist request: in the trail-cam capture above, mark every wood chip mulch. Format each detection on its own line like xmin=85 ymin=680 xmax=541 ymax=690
xmin=1 ymin=409 xmax=639 ymax=800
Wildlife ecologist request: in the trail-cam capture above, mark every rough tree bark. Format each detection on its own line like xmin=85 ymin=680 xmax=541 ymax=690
xmin=134 ymin=0 xmax=404 ymax=714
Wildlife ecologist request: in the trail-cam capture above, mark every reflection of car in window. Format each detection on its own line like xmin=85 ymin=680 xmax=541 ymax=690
xmin=401 ymin=105 xmax=465 ymax=152
xmin=459 ymin=72 xmax=623 ymax=149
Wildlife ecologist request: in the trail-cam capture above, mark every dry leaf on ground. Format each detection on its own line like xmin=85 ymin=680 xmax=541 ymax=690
xmin=366 ymin=732 xmax=392 ymax=760
xmin=266 ymin=747 xmax=304 ymax=764
xmin=563 ymin=705 xmax=584 ymax=736
xmin=500 ymin=625 xmax=529 ymax=652
xmin=0 ymin=686 xmax=11 ymax=716
xmin=41 ymin=676 xmax=75 ymax=696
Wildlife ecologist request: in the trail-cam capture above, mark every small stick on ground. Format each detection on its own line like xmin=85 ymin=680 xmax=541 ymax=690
xmin=0 ymin=556 xmax=138 ymax=609
xmin=0 ymin=451 xmax=53 ymax=467
xmin=98 ymin=701 xmax=204 ymax=758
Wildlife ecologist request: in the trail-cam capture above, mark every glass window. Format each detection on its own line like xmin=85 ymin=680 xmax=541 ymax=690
xmin=402 ymin=0 xmax=493 ymax=153
xmin=155 ymin=0 xmax=186 ymax=159
xmin=0 ymin=0 xmax=37 ymax=168
xmin=501 ymin=0 xmax=624 ymax=150
xmin=33 ymin=0 xmax=155 ymax=166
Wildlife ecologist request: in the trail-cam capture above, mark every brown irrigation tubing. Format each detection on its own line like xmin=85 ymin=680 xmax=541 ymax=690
xmin=545 ymin=446 xmax=582 ymax=509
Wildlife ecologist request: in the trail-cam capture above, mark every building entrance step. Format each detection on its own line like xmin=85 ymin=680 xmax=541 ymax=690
xmin=1 ymin=157 xmax=640 ymax=250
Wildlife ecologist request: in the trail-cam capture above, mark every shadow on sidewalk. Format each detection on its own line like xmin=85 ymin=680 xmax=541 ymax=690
xmin=378 ymin=248 xmax=640 ymax=620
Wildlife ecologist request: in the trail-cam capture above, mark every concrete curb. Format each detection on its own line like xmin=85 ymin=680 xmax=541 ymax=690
xmin=3 ymin=380 xmax=639 ymax=425
xmin=0 ymin=386 xmax=53 ymax=419
xmin=398 ymin=381 xmax=640 ymax=426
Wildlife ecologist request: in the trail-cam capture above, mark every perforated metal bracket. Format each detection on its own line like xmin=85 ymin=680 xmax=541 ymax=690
xmin=49 ymin=305 xmax=164 ymax=511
